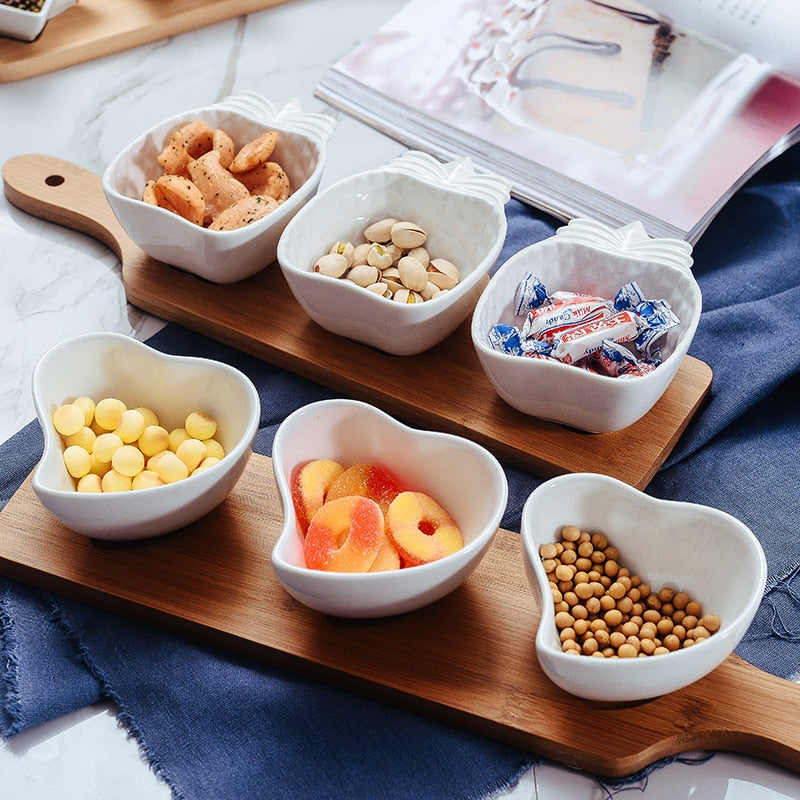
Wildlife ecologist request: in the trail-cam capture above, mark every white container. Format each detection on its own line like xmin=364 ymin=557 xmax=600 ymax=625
xmin=277 ymin=151 xmax=510 ymax=355
xmin=471 ymin=218 xmax=701 ymax=432
xmin=32 ymin=332 xmax=260 ymax=540
xmin=102 ymin=93 xmax=335 ymax=283
xmin=521 ymin=472 xmax=766 ymax=703
xmin=271 ymin=398 xmax=508 ymax=618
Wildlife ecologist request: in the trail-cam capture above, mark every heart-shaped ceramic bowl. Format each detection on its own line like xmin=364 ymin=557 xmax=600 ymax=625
xmin=471 ymin=219 xmax=702 ymax=432
xmin=521 ymin=473 xmax=766 ymax=703
xmin=32 ymin=332 xmax=260 ymax=540
xmin=271 ymin=399 xmax=508 ymax=617
xmin=277 ymin=151 xmax=511 ymax=355
xmin=102 ymin=92 xmax=336 ymax=283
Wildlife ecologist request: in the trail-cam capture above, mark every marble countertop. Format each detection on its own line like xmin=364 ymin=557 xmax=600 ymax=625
xmin=1 ymin=1 xmax=799 ymax=798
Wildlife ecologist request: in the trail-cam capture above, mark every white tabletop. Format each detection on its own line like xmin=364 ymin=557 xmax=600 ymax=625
xmin=1 ymin=1 xmax=799 ymax=797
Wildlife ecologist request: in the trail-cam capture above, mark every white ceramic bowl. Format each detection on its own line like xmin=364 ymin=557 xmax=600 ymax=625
xmin=521 ymin=472 xmax=766 ymax=703
xmin=102 ymin=93 xmax=336 ymax=283
xmin=271 ymin=399 xmax=508 ymax=617
xmin=471 ymin=219 xmax=702 ymax=432
xmin=277 ymin=151 xmax=511 ymax=355
xmin=0 ymin=0 xmax=74 ymax=41
xmin=32 ymin=332 xmax=260 ymax=541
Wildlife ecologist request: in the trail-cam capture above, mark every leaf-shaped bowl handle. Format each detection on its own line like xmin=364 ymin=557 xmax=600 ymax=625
xmin=555 ymin=219 xmax=694 ymax=272
xmin=382 ymin=151 xmax=512 ymax=208
xmin=215 ymin=91 xmax=337 ymax=143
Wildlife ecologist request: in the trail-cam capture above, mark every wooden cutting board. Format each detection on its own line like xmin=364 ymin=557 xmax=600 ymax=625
xmin=0 ymin=0 xmax=293 ymax=83
xmin=1 ymin=452 xmax=798 ymax=779
xmin=2 ymin=154 xmax=713 ymax=488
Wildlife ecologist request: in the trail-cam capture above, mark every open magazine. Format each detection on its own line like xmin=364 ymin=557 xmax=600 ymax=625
xmin=315 ymin=0 xmax=800 ymax=243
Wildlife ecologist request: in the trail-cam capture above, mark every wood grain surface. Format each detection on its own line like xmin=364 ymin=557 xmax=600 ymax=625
xmin=1 ymin=452 xmax=798 ymax=779
xmin=0 ymin=0 xmax=293 ymax=83
xmin=2 ymin=154 xmax=713 ymax=488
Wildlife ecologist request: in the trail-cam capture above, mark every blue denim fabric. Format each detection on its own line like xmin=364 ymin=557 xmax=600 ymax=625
xmin=2 ymin=142 xmax=799 ymax=796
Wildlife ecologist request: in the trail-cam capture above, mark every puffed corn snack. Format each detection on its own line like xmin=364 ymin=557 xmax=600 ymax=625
xmin=141 ymin=120 xmax=291 ymax=231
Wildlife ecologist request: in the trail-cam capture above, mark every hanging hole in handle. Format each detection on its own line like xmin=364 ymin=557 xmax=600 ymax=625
xmin=45 ymin=174 xmax=65 ymax=187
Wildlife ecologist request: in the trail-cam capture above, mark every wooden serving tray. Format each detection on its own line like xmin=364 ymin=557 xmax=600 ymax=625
xmin=0 ymin=0 xmax=293 ymax=83
xmin=1 ymin=452 xmax=799 ymax=778
xmin=2 ymin=154 xmax=713 ymax=488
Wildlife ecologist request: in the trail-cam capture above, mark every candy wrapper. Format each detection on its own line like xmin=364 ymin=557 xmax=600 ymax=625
xmin=487 ymin=274 xmax=679 ymax=377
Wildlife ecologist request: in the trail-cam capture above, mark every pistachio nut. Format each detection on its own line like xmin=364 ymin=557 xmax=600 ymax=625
xmin=407 ymin=246 xmax=430 ymax=268
xmin=397 ymin=255 xmax=428 ymax=292
xmin=427 ymin=258 xmax=460 ymax=290
xmin=363 ymin=217 xmax=398 ymax=243
xmin=391 ymin=220 xmax=427 ymax=250
xmin=366 ymin=281 xmax=392 ymax=298
xmin=313 ymin=252 xmax=349 ymax=278
xmin=328 ymin=241 xmax=355 ymax=266
xmin=347 ymin=264 xmax=380 ymax=287
xmin=366 ymin=242 xmax=394 ymax=269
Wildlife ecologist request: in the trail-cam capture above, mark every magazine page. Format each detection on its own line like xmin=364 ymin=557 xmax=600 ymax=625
xmin=318 ymin=0 xmax=800 ymax=241
xmin=648 ymin=0 xmax=800 ymax=79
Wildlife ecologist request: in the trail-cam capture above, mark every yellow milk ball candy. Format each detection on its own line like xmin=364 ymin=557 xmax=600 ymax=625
xmin=153 ymin=450 xmax=189 ymax=484
xmin=138 ymin=425 xmax=170 ymax=457
xmin=203 ymin=438 xmax=225 ymax=460
xmin=94 ymin=397 xmax=127 ymax=431
xmin=77 ymin=473 xmax=103 ymax=493
xmin=193 ymin=456 xmax=221 ymax=474
xmin=53 ymin=403 xmax=85 ymax=437
xmin=134 ymin=406 xmax=159 ymax=427
xmin=64 ymin=426 xmax=96 ymax=452
xmin=101 ymin=469 xmax=132 ymax=492
xmin=114 ymin=409 xmax=146 ymax=443
xmin=132 ymin=470 xmax=165 ymax=490
xmin=175 ymin=438 xmax=206 ymax=472
xmin=168 ymin=427 xmax=190 ymax=453
xmin=111 ymin=444 xmax=145 ymax=478
xmin=185 ymin=411 xmax=217 ymax=441
xmin=63 ymin=444 xmax=92 ymax=478
xmin=73 ymin=396 xmax=96 ymax=426
xmin=89 ymin=451 xmax=111 ymax=477
xmin=93 ymin=432 xmax=123 ymax=464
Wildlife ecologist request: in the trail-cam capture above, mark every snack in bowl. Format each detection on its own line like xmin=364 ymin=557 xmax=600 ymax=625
xmin=311 ymin=216 xmax=461 ymax=303
xmin=471 ymin=218 xmax=702 ymax=432
xmin=50 ymin=396 xmax=225 ymax=492
xmin=102 ymin=93 xmax=336 ymax=283
xmin=291 ymin=459 xmax=463 ymax=573
xmin=32 ymin=332 xmax=260 ymax=541
xmin=521 ymin=472 xmax=766 ymax=703
xmin=277 ymin=151 xmax=511 ymax=355
xmin=271 ymin=399 xmax=507 ymax=618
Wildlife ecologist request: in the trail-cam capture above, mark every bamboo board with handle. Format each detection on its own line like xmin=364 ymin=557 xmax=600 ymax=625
xmin=2 ymin=154 xmax=713 ymax=489
xmin=0 ymin=0 xmax=293 ymax=83
xmin=1 ymin=452 xmax=798 ymax=779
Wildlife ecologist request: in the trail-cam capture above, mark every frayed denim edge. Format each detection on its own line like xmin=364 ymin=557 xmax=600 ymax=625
xmin=468 ymin=757 xmax=540 ymax=800
xmin=40 ymin=592 xmax=185 ymax=800
xmin=0 ymin=578 xmax=24 ymax=737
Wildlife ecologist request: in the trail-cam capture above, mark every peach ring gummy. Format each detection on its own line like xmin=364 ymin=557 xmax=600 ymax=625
xmin=325 ymin=463 xmax=403 ymax=515
xmin=291 ymin=459 xmax=345 ymax=534
xmin=387 ymin=491 xmax=464 ymax=567
xmin=304 ymin=495 xmax=384 ymax=572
